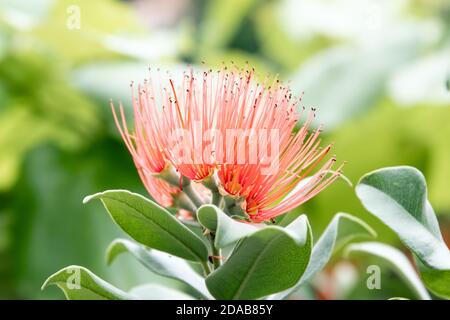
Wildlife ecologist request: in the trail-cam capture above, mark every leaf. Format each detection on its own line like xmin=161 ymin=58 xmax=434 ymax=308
xmin=417 ymin=260 xmax=450 ymax=299
xmin=106 ymin=238 xmax=212 ymax=299
xmin=206 ymin=215 xmax=312 ymax=300
xmin=42 ymin=265 xmax=131 ymax=300
xmin=197 ymin=204 xmax=259 ymax=248
xmin=270 ymin=212 xmax=376 ymax=299
xmin=356 ymin=166 xmax=450 ymax=298
xmin=128 ymin=284 xmax=195 ymax=300
xmin=356 ymin=166 xmax=450 ymax=269
xmin=83 ymin=190 xmax=209 ymax=262
xmin=345 ymin=242 xmax=431 ymax=300
xmin=299 ymin=105 xmax=450 ymax=246
xmin=7 ymin=143 xmax=153 ymax=299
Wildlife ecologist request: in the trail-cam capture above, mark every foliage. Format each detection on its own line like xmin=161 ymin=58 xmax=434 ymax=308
xmin=0 ymin=0 xmax=449 ymax=299
xmin=43 ymin=166 xmax=449 ymax=300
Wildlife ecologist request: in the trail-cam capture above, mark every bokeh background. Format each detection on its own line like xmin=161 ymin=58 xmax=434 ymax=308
xmin=0 ymin=0 xmax=449 ymax=299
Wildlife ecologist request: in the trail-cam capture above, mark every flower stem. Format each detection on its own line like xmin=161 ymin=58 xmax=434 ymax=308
xmin=174 ymin=193 xmax=198 ymax=213
xmin=212 ymin=191 xmax=223 ymax=207
xmin=223 ymin=195 xmax=246 ymax=217
xmin=201 ymin=260 xmax=212 ymax=276
xmin=182 ymin=177 xmax=204 ymax=208
xmin=208 ymin=233 xmax=222 ymax=269
xmin=156 ymin=166 xmax=181 ymax=186
xmin=202 ymin=175 xmax=223 ymax=208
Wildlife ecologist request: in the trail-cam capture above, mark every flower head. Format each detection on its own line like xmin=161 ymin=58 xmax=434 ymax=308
xmin=140 ymin=174 xmax=180 ymax=207
xmin=111 ymin=82 xmax=181 ymax=207
xmin=112 ymin=65 xmax=343 ymax=222
xmin=210 ymin=68 xmax=343 ymax=222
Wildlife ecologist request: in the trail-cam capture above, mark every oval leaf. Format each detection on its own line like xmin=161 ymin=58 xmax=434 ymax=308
xmin=356 ymin=166 xmax=450 ymax=299
xmin=197 ymin=205 xmax=260 ymax=248
xmin=270 ymin=212 xmax=376 ymax=299
xmin=107 ymin=238 xmax=212 ymax=299
xmin=346 ymin=242 xmax=431 ymax=300
xmin=41 ymin=265 xmax=131 ymax=300
xmin=356 ymin=166 xmax=450 ymax=269
xmin=84 ymin=190 xmax=209 ymax=262
xmin=206 ymin=215 xmax=312 ymax=300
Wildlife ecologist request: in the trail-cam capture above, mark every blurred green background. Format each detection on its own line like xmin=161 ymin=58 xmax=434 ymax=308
xmin=0 ymin=0 xmax=449 ymax=299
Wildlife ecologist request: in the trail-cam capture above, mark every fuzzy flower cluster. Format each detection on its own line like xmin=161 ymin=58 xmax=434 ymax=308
xmin=111 ymin=66 xmax=343 ymax=223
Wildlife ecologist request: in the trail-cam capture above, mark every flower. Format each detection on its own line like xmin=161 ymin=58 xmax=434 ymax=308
xmin=110 ymin=74 xmax=213 ymax=208
xmin=111 ymin=84 xmax=166 ymax=175
xmin=112 ymin=65 xmax=342 ymax=222
xmin=111 ymin=85 xmax=180 ymax=207
xmin=142 ymin=68 xmax=217 ymax=181
xmin=140 ymin=174 xmax=180 ymax=207
xmin=212 ymin=68 xmax=343 ymax=222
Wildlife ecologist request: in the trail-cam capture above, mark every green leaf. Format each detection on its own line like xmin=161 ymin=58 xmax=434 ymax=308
xmin=128 ymin=284 xmax=195 ymax=300
xmin=7 ymin=144 xmax=152 ymax=299
xmin=417 ymin=260 xmax=450 ymax=299
xmin=197 ymin=204 xmax=259 ymax=248
xmin=206 ymin=215 xmax=312 ymax=300
xmin=356 ymin=166 xmax=450 ymax=269
xmin=271 ymin=212 xmax=376 ymax=299
xmin=346 ymin=242 xmax=431 ymax=300
xmin=83 ymin=190 xmax=209 ymax=262
xmin=42 ymin=265 xmax=131 ymax=300
xmin=356 ymin=166 xmax=450 ymax=298
xmin=106 ymin=238 xmax=212 ymax=299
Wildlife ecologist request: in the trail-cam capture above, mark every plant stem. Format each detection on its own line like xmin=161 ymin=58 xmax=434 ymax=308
xmin=175 ymin=193 xmax=198 ymax=213
xmin=203 ymin=175 xmax=223 ymax=208
xmin=182 ymin=177 xmax=204 ymax=208
xmin=209 ymin=232 xmax=222 ymax=269
xmin=223 ymin=196 xmax=246 ymax=217
xmin=201 ymin=260 xmax=212 ymax=276
xmin=156 ymin=166 xmax=181 ymax=186
xmin=212 ymin=191 xmax=223 ymax=207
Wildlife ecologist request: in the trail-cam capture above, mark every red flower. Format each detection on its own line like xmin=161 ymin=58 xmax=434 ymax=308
xmin=112 ymin=66 xmax=342 ymax=222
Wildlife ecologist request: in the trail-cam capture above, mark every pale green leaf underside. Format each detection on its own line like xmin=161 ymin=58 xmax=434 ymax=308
xmin=84 ymin=190 xmax=209 ymax=262
xmin=356 ymin=166 xmax=450 ymax=270
xmin=356 ymin=166 xmax=450 ymax=299
xmin=197 ymin=204 xmax=260 ymax=248
xmin=270 ymin=212 xmax=376 ymax=299
xmin=106 ymin=238 xmax=212 ymax=299
xmin=346 ymin=242 xmax=431 ymax=300
xmin=42 ymin=265 xmax=131 ymax=300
